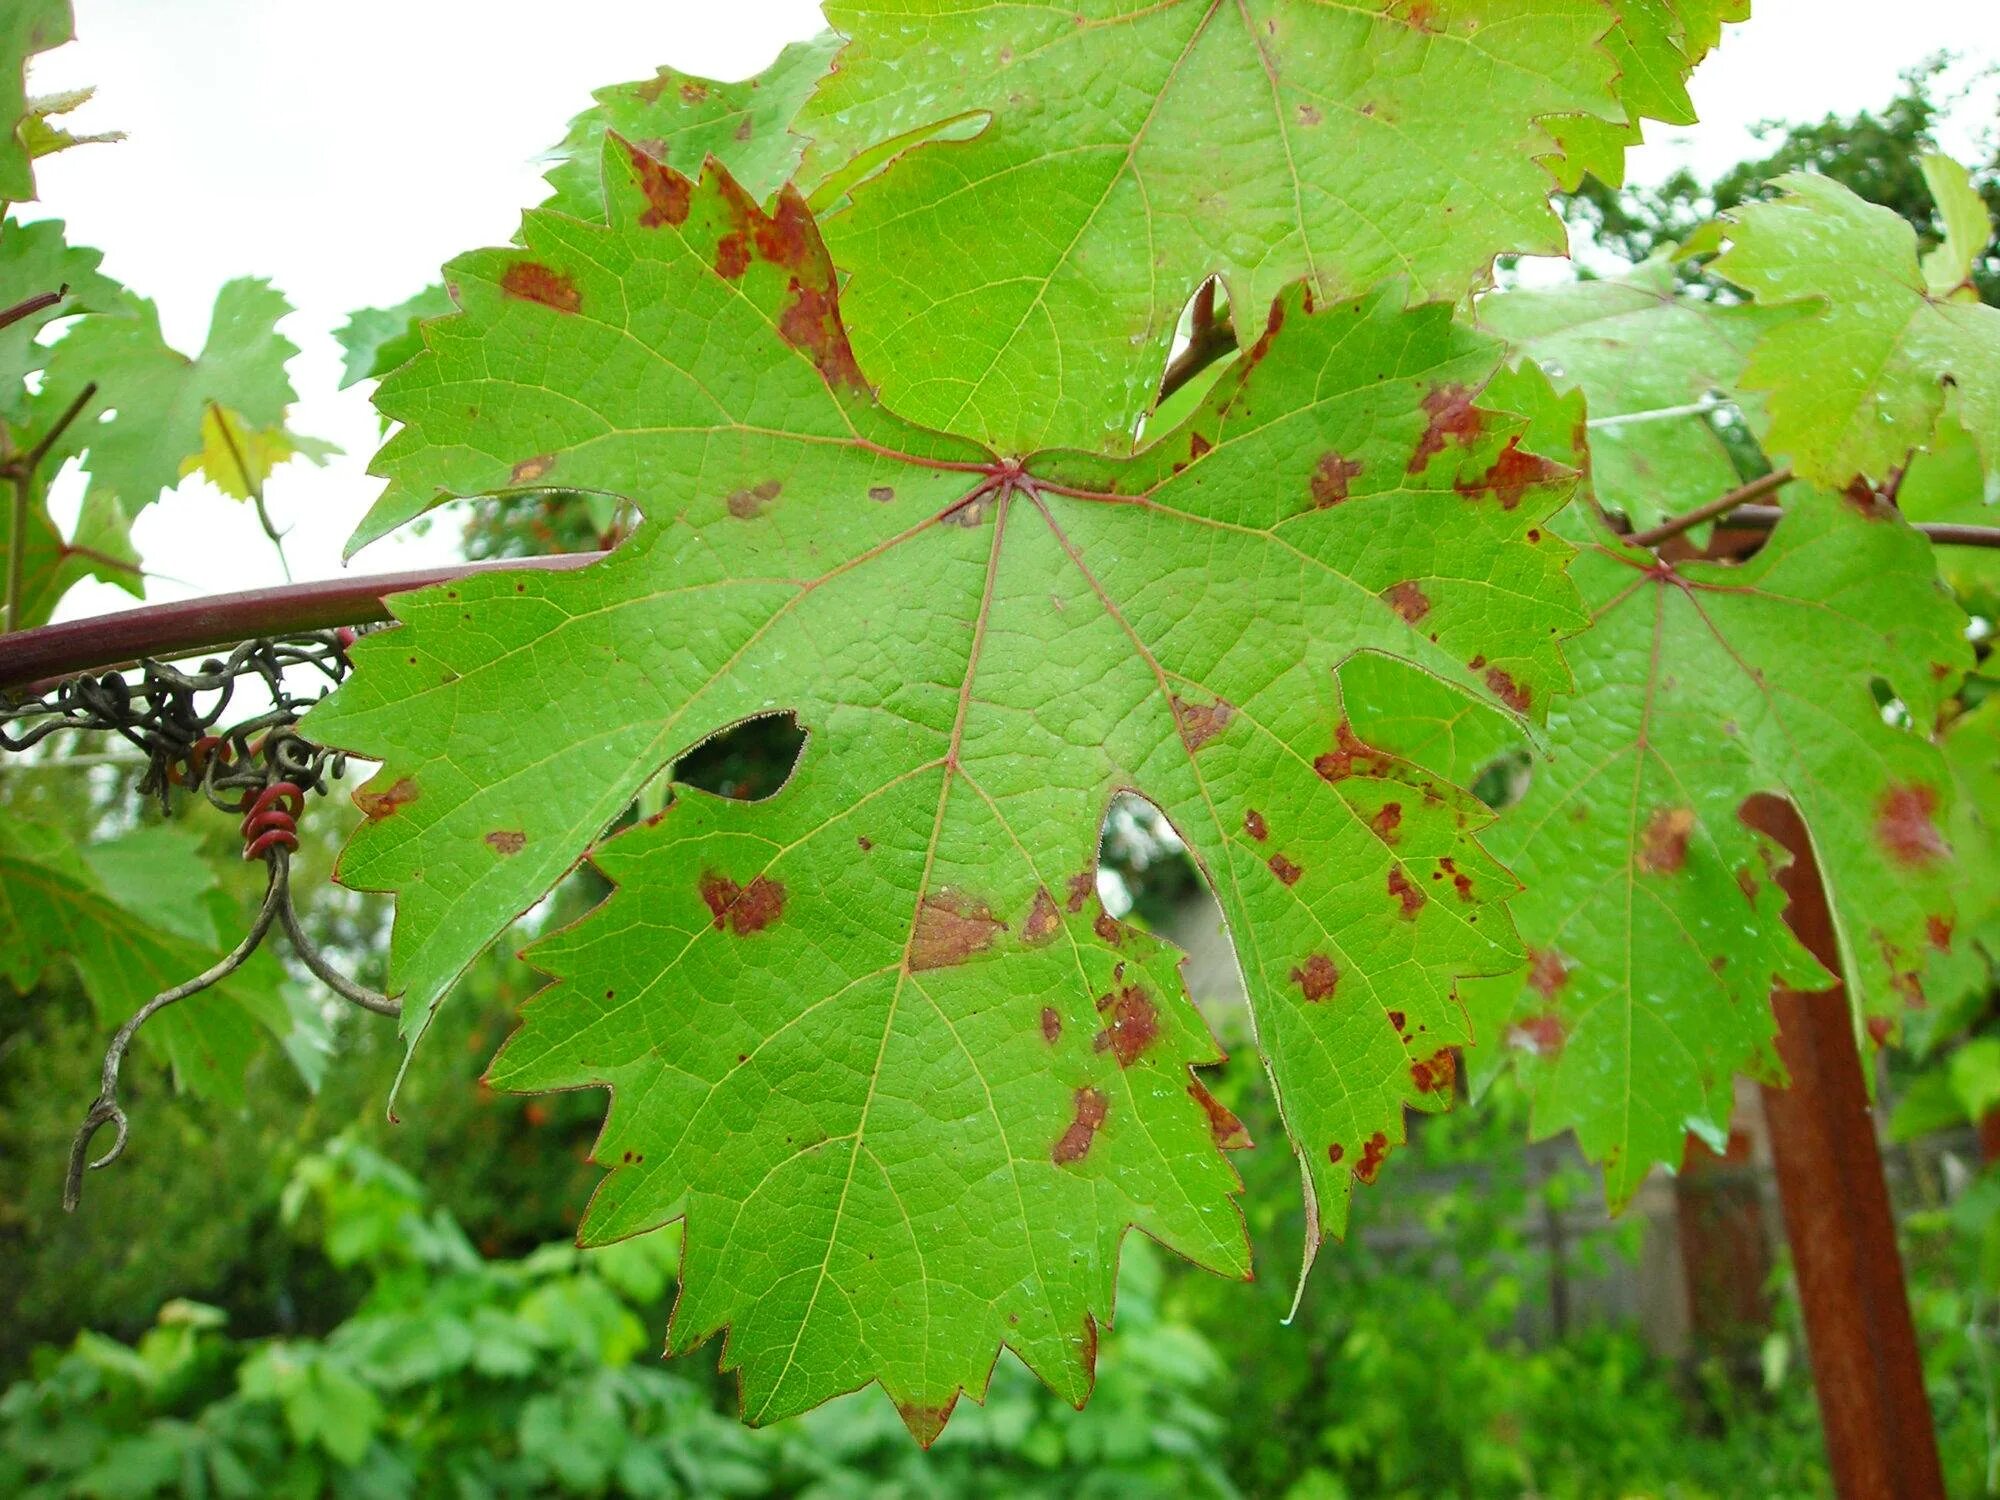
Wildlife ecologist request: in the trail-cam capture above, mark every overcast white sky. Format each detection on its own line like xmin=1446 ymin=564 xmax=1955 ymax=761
xmin=21 ymin=0 xmax=2000 ymax=623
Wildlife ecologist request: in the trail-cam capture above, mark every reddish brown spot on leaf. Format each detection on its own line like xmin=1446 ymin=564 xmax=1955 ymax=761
xmin=1298 ymin=102 xmax=1323 ymax=126
xmin=500 ymin=262 xmax=580 ymax=314
xmin=1242 ymin=296 xmax=1286 ymax=369
xmin=1928 ymin=914 xmax=1954 ymax=953
xmin=1290 ymin=953 xmax=1339 ymax=1001
xmin=868 ymin=485 xmax=895 ymax=503
xmin=1407 ymin=383 xmax=1481 ymax=473
xmin=1066 ymin=871 xmax=1095 ymax=913
xmin=1438 ymin=855 xmax=1474 ymax=902
xmin=1310 ymin=451 xmax=1364 ymax=506
xmin=1268 ymin=853 xmax=1303 ymax=886
xmin=1327 ymin=1142 xmax=1345 ymax=1164
xmin=778 ymin=276 xmax=867 ymax=389
xmin=1244 ymin=808 xmax=1269 ymax=841
xmin=1456 ymin=437 xmax=1564 ymax=509
xmin=856 ymin=835 xmax=873 ymax=852
xmin=1188 ymin=431 xmax=1212 ymax=461
xmin=1079 ymin=1313 xmax=1099 ymax=1372
xmin=1024 ymin=887 xmax=1061 ymax=946
xmin=485 ymin=829 xmax=526 ymax=855
xmin=1093 ymin=910 xmax=1125 ymax=945
xmin=1052 ymin=1086 xmax=1109 ymax=1164
xmin=621 ymin=138 xmax=692 ymax=227
xmin=1384 ymin=580 xmax=1430 ymax=623
xmin=909 ymin=889 xmax=1005 ymax=970
xmin=1040 ymin=1005 xmax=1062 ymax=1044
xmin=1411 ymin=1048 xmax=1457 ymax=1094
xmin=1386 ymin=1008 xmax=1407 ymax=1033
xmin=714 ymin=231 xmax=751 ymax=279
xmin=1527 ymin=947 xmax=1569 ymax=999
xmin=1093 ymin=985 xmax=1161 ymax=1067
xmin=1484 ymin=666 xmax=1531 ymax=713
xmin=1315 ymin=720 xmax=1387 ymax=782
xmin=699 ymin=872 xmax=786 ymax=935
xmin=510 ymin=453 xmax=556 ymax=485
xmin=1190 ymin=1080 xmax=1251 ymax=1149
xmin=1355 ymin=1131 xmax=1390 ymax=1183
xmin=679 ymin=79 xmax=710 ymax=103
xmin=1508 ymin=1013 xmax=1567 ymax=1057
xmin=1388 ymin=866 xmax=1424 ymax=919
xmin=1638 ymin=807 xmax=1695 ymax=874
xmin=897 ymin=1398 xmax=957 ymax=1449
xmin=1370 ymin=802 xmax=1403 ymax=842
xmin=1877 ymin=784 xmax=1947 ymax=866
xmin=1735 ymin=865 xmax=1758 ymax=904
xmin=727 ymin=478 xmax=783 ymax=519
xmin=1173 ymin=693 xmax=1234 ymax=751
xmin=356 ymin=777 xmax=419 ymax=821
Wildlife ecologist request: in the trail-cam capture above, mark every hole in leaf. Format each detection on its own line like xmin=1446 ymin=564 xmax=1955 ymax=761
xmin=674 ymin=711 xmax=806 ymax=803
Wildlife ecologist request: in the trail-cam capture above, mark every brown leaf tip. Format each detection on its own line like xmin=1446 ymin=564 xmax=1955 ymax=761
xmin=1093 ymin=985 xmax=1161 ymax=1068
xmin=909 ymin=888 xmax=1005 ymax=971
xmin=1877 ymin=784 xmax=1947 ymax=866
xmin=1189 ymin=1080 xmax=1251 ymax=1149
xmin=1172 ymin=693 xmax=1234 ymax=751
xmin=698 ymin=871 xmax=786 ymax=935
xmin=500 ymin=261 xmax=582 ymax=314
xmin=1638 ymin=807 xmax=1695 ymax=875
xmin=897 ymin=1396 xmax=959 ymax=1448
xmin=355 ymin=776 xmax=420 ymax=821
xmin=1290 ymin=952 xmax=1339 ymax=1002
xmin=1052 ymin=1086 xmax=1109 ymax=1164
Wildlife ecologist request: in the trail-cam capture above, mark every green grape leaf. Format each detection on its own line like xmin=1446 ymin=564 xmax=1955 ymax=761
xmin=304 ymin=144 xmax=1582 ymax=1433
xmin=1459 ymin=491 xmax=1971 ymax=1205
xmin=0 ymin=0 xmax=71 ymax=204
xmin=1543 ymin=0 xmax=1743 ymax=191
xmin=1713 ymin=167 xmax=2000 ymax=490
xmin=334 ymin=283 xmax=453 ymax=389
xmin=34 ymin=277 xmax=329 ymax=517
xmin=1477 ymin=253 xmax=1790 ymax=531
xmin=542 ymin=32 xmax=839 ymax=220
xmin=1919 ymin=153 xmax=1992 ymax=302
xmin=1901 ymin=410 xmax=2000 ymax=614
xmin=2 ymin=479 xmax=139 ymax=629
xmin=0 ymin=215 xmax=123 ymax=419
xmin=0 ymin=819 xmax=298 ymax=1105
xmin=796 ymin=0 xmax=1638 ymax=453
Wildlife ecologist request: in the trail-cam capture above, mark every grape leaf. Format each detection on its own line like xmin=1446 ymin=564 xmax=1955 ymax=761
xmin=796 ymin=0 xmax=1639 ymax=453
xmin=1477 ymin=253 xmax=1789 ymax=531
xmin=304 ymin=142 xmax=1582 ymax=1432
xmin=1543 ymin=0 xmax=1744 ymax=191
xmin=334 ymin=284 xmax=453 ymax=389
xmin=0 ymin=819 xmax=301 ymax=1105
xmin=1712 ymin=166 xmax=2000 ymax=490
xmin=1460 ymin=490 xmax=1971 ymax=1205
xmin=0 ymin=0 xmax=70 ymax=204
xmin=33 ymin=277 xmax=330 ymax=519
xmin=542 ymin=32 xmax=838 ymax=220
xmin=1919 ymin=153 xmax=1992 ymax=302
xmin=0 ymin=215 xmax=123 ymax=419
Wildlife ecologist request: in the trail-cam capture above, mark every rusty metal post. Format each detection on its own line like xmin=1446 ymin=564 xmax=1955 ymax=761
xmin=1742 ymin=795 xmax=1945 ymax=1499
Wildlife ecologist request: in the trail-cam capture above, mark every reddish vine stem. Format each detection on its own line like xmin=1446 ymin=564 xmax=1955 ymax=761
xmin=0 ymin=284 xmax=66 ymax=333
xmin=1625 ymin=467 xmax=1794 ymax=547
xmin=1724 ymin=505 xmax=2000 ymax=548
xmin=0 ymin=551 xmax=602 ymax=692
